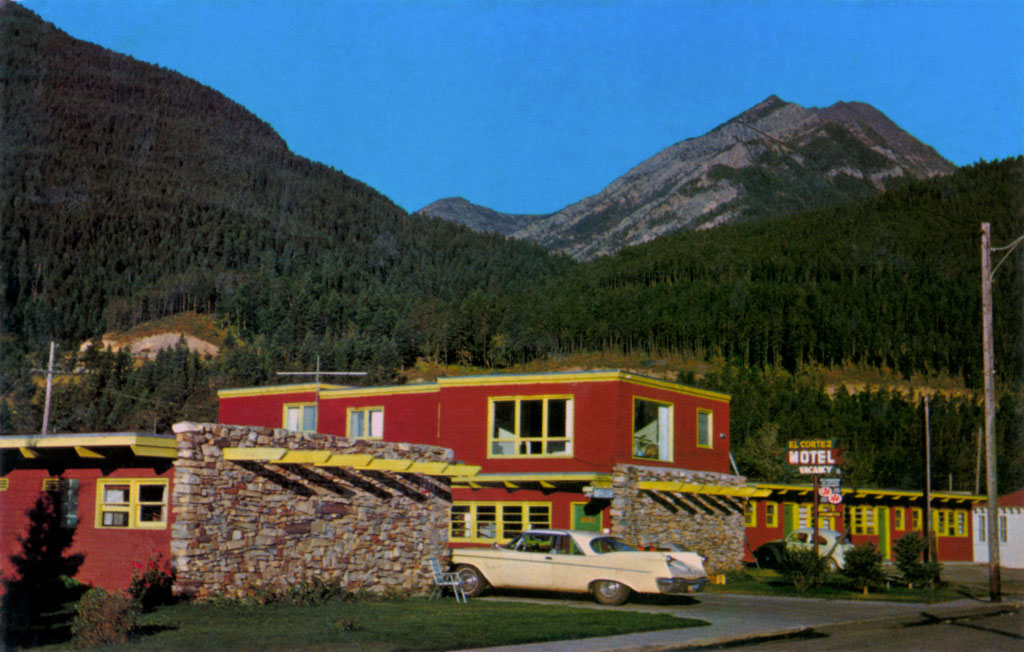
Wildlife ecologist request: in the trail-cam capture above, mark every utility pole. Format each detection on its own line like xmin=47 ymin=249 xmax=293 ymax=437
xmin=980 ymin=222 xmax=1001 ymax=602
xmin=30 ymin=341 xmax=85 ymax=436
xmin=923 ymin=394 xmax=932 ymax=561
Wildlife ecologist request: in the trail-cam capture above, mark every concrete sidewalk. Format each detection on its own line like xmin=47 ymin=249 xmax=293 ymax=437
xmin=455 ymin=593 xmax=1022 ymax=652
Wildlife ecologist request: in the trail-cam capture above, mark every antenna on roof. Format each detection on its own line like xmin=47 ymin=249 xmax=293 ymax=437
xmin=275 ymin=357 xmax=367 ymax=432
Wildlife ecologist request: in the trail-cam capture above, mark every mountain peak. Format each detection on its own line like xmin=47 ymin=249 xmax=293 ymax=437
xmin=421 ymin=96 xmax=955 ymax=260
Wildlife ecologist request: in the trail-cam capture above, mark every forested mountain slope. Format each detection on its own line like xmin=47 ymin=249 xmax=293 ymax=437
xmin=0 ymin=3 xmax=572 ymax=371
xmin=505 ymin=158 xmax=1023 ymax=385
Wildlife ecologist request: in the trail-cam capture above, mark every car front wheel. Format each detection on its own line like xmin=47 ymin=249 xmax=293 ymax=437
xmin=455 ymin=565 xmax=488 ymax=598
xmin=592 ymin=580 xmax=631 ymax=606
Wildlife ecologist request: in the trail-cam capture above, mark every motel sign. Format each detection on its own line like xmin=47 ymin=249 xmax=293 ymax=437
xmin=787 ymin=439 xmax=843 ymax=475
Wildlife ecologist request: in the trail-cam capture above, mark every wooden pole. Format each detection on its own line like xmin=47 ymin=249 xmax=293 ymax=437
xmin=980 ymin=222 xmax=1001 ymax=602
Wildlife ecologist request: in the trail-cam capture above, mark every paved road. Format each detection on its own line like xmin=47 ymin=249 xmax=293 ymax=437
xmin=735 ymin=608 xmax=1024 ymax=651
xmin=456 ymin=591 xmax=1021 ymax=652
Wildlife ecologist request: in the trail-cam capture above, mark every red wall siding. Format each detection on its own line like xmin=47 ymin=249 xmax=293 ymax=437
xmin=1 ymin=466 xmax=173 ymax=591
xmin=217 ymin=390 xmax=319 ymax=430
xmin=319 ymin=389 xmax=440 ymax=445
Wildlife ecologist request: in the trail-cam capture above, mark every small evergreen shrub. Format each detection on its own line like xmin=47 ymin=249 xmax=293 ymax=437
xmin=842 ymin=542 xmax=886 ymax=593
xmin=71 ymin=588 xmax=138 ymax=648
xmin=778 ymin=548 xmax=828 ymax=591
xmin=129 ymin=550 xmax=176 ymax=611
xmin=894 ymin=532 xmax=943 ymax=588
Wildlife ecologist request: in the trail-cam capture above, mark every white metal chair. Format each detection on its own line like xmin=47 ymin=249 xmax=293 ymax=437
xmin=428 ymin=557 xmax=467 ymax=603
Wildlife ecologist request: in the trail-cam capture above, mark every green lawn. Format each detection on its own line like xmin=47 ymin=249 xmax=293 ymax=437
xmin=23 ymin=597 xmax=706 ymax=651
xmin=709 ymin=567 xmax=982 ymax=603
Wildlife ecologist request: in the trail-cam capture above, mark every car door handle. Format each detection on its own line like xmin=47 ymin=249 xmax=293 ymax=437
xmin=545 ymin=556 xmax=553 ymax=560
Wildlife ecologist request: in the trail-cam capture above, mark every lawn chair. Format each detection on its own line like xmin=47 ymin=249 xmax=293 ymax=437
xmin=428 ymin=557 xmax=467 ymax=603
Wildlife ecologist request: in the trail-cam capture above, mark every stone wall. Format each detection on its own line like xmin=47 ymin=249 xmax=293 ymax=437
xmin=610 ymin=464 xmax=746 ymax=572
xmin=171 ymin=422 xmax=452 ymax=599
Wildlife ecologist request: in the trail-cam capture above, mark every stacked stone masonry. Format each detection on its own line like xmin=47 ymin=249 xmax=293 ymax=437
xmin=171 ymin=423 xmax=452 ymax=600
xmin=610 ymin=464 xmax=746 ymax=572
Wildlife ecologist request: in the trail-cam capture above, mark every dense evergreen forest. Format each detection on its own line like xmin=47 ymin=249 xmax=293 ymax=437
xmin=1 ymin=4 xmax=1021 ymax=491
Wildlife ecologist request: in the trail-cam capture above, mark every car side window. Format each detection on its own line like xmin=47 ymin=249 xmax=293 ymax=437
xmin=789 ymin=532 xmax=808 ymax=544
xmin=522 ymin=533 xmax=557 ymax=553
xmin=553 ymin=535 xmax=583 ymax=555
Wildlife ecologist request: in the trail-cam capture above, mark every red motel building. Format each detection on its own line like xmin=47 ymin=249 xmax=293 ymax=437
xmin=0 ymin=370 xmax=982 ymax=593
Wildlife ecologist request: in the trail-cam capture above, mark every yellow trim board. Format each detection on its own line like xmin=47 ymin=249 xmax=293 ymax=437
xmin=318 ymin=453 xmax=375 ymax=468
xmin=74 ymin=446 xmax=104 ymax=459
xmin=277 ymin=450 xmax=333 ymax=464
xmin=0 ymin=433 xmax=176 ymax=450
xmin=320 ymin=384 xmax=439 ymax=399
xmin=130 ymin=445 xmax=178 ymax=458
xmin=217 ymin=383 xmax=347 ymax=398
xmin=437 ymin=370 xmax=730 ymax=402
xmin=222 ymin=447 xmax=287 ymax=461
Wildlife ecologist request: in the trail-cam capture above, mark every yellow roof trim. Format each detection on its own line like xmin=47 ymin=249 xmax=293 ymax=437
xmin=74 ymin=446 xmax=104 ymax=459
xmin=367 ymin=458 xmax=415 ymax=472
xmin=19 ymin=447 xmax=40 ymax=459
xmin=637 ymin=481 xmax=766 ymax=497
xmin=130 ymin=445 xmax=179 ymax=459
xmin=318 ymin=453 xmax=375 ymax=468
xmin=319 ymin=384 xmax=440 ymax=399
xmin=753 ymin=483 xmax=984 ymax=502
xmin=0 ymin=434 xmax=176 ymax=450
xmin=539 ymin=481 xmax=556 ymax=489
xmin=222 ymin=447 xmax=287 ymax=461
xmin=406 ymin=461 xmax=451 ymax=475
xmin=277 ymin=450 xmax=333 ymax=465
xmin=437 ymin=371 xmax=730 ymax=402
xmin=216 ymin=383 xmax=347 ymax=398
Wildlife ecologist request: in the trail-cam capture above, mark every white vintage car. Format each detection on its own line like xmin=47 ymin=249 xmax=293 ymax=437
xmin=451 ymin=529 xmax=709 ymax=605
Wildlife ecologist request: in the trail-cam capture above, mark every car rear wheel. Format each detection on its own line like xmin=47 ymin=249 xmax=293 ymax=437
xmin=592 ymin=580 xmax=631 ymax=606
xmin=824 ymin=557 xmax=839 ymax=572
xmin=455 ymin=565 xmax=488 ymax=598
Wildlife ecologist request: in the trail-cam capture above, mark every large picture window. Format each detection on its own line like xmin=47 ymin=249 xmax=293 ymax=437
xmin=633 ymin=398 xmax=672 ymax=461
xmin=284 ymin=403 xmax=317 ymax=432
xmin=489 ymin=397 xmax=572 ymax=457
xmin=348 ymin=406 xmax=384 ymax=439
xmin=449 ymin=502 xmax=551 ymax=542
xmin=95 ymin=479 xmax=169 ymax=529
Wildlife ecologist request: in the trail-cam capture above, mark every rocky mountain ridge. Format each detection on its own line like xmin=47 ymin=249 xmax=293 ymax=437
xmin=417 ymin=95 xmax=955 ymax=260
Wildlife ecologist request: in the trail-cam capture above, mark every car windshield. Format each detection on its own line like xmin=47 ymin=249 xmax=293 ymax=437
xmin=590 ymin=537 xmax=637 ymax=554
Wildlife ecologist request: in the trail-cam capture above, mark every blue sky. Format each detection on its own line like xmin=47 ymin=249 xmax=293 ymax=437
xmin=20 ymin=0 xmax=1024 ymax=215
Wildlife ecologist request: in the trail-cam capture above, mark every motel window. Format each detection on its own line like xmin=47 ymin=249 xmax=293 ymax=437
xmin=894 ymin=507 xmax=905 ymax=531
xmin=850 ymin=506 xmax=877 ymax=535
xmin=95 ymin=479 xmax=169 ymax=529
xmin=745 ymin=501 xmax=757 ymax=527
xmin=931 ymin=509 xmax=968 ymax=538
xmin=449 ymin=502 xmax=551 ymax=542
xmin=800 ymin=505 xmax=834 ymax=530
xmin=284 ymin=403 xmax=317 ymax=432
xmin=348 ymin=406 xmax=384 ymax=439
xmin=978 ymin=513 xmax=986 ymax=542
xmin=765 ymin=502 xmax=779 ymax=528
xmin=999 ymin=515 xmax=1007 ymax=543
xmin=633 ymin=398 xmax=672 ymax=461
xmin=956 ymin=510 xmax=967 ymax=537
xmin=696 ymin=409 xmax=713 ymax=449
xmin=911 ymin=507 xmax=922 ymax=532
xmin=490 ymin=397 xmax=572 ymax=457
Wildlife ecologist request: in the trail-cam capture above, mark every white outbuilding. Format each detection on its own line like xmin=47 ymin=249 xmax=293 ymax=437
xmin=973 ymin=488 xmax=1024 ymax=569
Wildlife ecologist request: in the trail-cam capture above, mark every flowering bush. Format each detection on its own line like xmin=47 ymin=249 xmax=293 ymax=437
xmin=129 ymin=551 xmax=175 ymax=611
xmin=71 ymin=588 xmax=138 ymax=647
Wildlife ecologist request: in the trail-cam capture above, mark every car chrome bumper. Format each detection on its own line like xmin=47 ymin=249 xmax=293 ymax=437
xmin=657 ymin=576 xmax=708 ymax=594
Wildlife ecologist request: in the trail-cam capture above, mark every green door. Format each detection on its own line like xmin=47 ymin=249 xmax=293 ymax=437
xmin=783 ymin=503 xmax=800 ymax=535
xmin=878 ymin=507 xmax=891 ymax=560
xmin=571 ymin=503 xmax=601 ymax=531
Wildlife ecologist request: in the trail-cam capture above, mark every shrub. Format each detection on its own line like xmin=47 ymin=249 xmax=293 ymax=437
xmin=842 ymin=543 xmax=886 ymax=593
xmin=129 ymin=550 xmax=176 ymax=611
xmin=236 ymin=577 xmax=350 ymax=606
xmin=778 ymin=547 xmax=828 ymax=591
xmin=894 ymin=532 xmax=943 ymax=588
xmin=71 ymin=588 xmax=138 ymax=648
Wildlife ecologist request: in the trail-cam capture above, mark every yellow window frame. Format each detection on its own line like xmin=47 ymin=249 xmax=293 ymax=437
xmin=632 ymin=396 xmax=674 ymax=462
xmin=696 ymin=408 xmax=714 ymax=449
xmin=911 ymin=507 xmax=922 ymax=531
xmin=745 ymin=500 xmax=757 ymax=527
xmin=487 ymin=395 xmax=573 ymax=458
xmin=894 ymin=507 xmax=906 ymax=530
xmin=282 ymin=402 xmax=317 ymax=432
xmin=347 ymin=405 xmax=384 ymax=439
xmin=765 ymin=501 xmax=779 ymax=528
xmin=850 ymin=505 xmax=877 ymax=535
xmin=449 ymin=502 xmax=551 ymax=543
xmin=95 ymin=478 xmax=169 ymax=530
